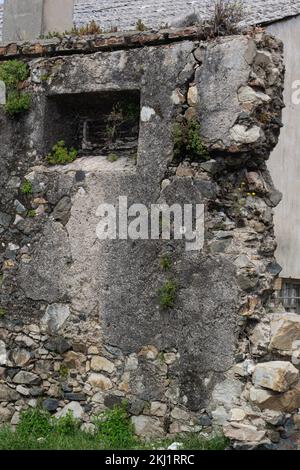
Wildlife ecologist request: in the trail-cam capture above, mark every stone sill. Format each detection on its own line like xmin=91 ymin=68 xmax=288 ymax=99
xmin=0 ymin=25 xmax=227 ymax=60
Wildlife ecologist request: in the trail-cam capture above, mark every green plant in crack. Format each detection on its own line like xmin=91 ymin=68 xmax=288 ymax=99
xmin=107 ymin=153 xmax=119 ymax=163
xmin=5 ymin=91 xmax=31 ymax=117
xmin=136 ymin=19 xmax=149 ymax=32
xmin=46 ymin=140 xmax=78 ymax=165
xmin=0 ymin=307 xmax=7 ymax=318
xmin=20 ymin=180 xmax=33 ymax=194
xmin=0 ymin=60 xmax=29 ymax=88
xmin=158 ymin=280 xmax=177 ymax=310
xmin=0 ymin=60 xmax=31 ymax=117
xmin=159 ymin=255 xmax=172 ymax=271
xmin=173 ymin=119 xmax=209 ymax=162
xmin=27 ymin=209 xmax=36 ymax=218
xmin=59 ymin=364 xmax=69 ymax=380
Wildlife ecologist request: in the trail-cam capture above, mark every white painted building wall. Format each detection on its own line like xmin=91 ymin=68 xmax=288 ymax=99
xmin=267 ymin=16 xmax=300 ymax=279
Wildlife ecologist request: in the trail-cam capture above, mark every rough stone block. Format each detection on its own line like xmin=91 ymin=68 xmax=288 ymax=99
xmin=252 ymin=361 xmax=299 ymax=392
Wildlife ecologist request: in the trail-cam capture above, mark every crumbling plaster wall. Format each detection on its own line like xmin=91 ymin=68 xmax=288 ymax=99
xmin=0 ymin=30 xmax=295 ymax=447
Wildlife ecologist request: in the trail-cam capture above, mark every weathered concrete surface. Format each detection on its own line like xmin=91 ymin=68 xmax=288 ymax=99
xmin=267 ymin=16 xmax=300 ymax=278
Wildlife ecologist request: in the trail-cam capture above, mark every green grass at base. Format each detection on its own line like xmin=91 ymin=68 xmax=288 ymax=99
xmin=0 ymin=407 xmax=228 ymax=451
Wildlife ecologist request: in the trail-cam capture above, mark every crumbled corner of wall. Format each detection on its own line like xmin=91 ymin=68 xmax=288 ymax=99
xmin=0 ymin=29 xmax=298 ymax=449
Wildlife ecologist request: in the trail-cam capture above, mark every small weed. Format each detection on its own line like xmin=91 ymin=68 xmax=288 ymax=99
xmin=46 ymin=140 xmax=78 ymax=165
xmin=59 ymin=364 xmax=69 ymax=379
xmin=71 ymin=20 xmax=103 ymax=36
xmin=107 ymin=153 xmax=119 ymax=163
xmin=4 ymin=91 xmax=31 ymax=117
xmin=159 ymin=255 xmax=172 ymax=271
xmin=41 ymin=21 xmax=103 ymax=39
xmin=27 ymin=209 xmax=36 ymax=218
xmin=0 ymin=60 xmax=31 ymax=117
xmin=93 ymin=404 xmax=138 ymax=450
xmin=53 ymin=411 xmax=80 ymax=436
xmin=158 ymin=280 xmax=177 ymax=309
xmin=0 ymin=307 xmax=7 ymax=318
xmin=136 ymin=19 xmax=149 ymax=32
xmin=211 ymin=0 xmax=244 ymax=36
xmin=173 ymin=120 xmax=209 ymax=162
xmin=257 ymin=111 xmax=271 ymax=125
xmin=20 ymin=180 xmax=33 ymax=194
xmin=0 ymin=60 xmax=29 ymax=88
xmin=0 ymin=274 xmax=3 ymax=288
xmin=105 ymin=124 xmax=117 ymax=141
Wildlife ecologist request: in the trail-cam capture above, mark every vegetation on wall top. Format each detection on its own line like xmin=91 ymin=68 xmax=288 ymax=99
xmin=0 ymin=59 xmax=31 ymax=117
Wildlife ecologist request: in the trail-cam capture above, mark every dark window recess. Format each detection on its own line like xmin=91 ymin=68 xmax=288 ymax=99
xmin=43 ymin=90 xmax=140 ymax=157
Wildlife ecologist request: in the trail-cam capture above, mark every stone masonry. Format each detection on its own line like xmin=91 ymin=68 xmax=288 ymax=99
xmin=1 ymin=25 xmax=299 ymax=449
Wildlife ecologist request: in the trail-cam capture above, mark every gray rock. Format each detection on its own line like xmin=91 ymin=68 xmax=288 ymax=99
xmin=200 ymin=159 xmax=219 ymax=174
xmin=13 ymin=371 xmax=42 ymax=386
xmin=14 ymin=199 xmax=26 ymax=215
xmin=51 ymin=196 xmax=72 ymax=226
xmin=16 ymin=385 xmax=30 ymax=396
xmin=64 ymin=393 xmax=86 ymax=402
xmin=212 ymin=379 xmax=243 ymax=408
xmin=197 ymin=414 xmax=212 ymax=427
xmin=128 ymin=398 xmax=146 ymax=416
xmin=266 ymin=262 xmax=282 ymax=276
xmin=224 ymin=423 xmax=266 ymax=443
xmin=44 ymin=337 xmax=71 ymax=354
xmin=131 ymin=415 xmax=164 ymax=438
xmin=55 ymin=401 xmax=84 ymax=419
xmin=43 ymin=398 xmax=60 ymax=412
xmin=0 ymin=406 xmax=13 ymax=423
xmin=266 ymin=189 xmax=283 ymax=208
xmin=104 ymin=394 xmax=124 ymax=410
xmin=252 ymin=361 xmax=299 ymax=392
xmin=11 ymin=348 xmax=31 ymax=367
xmin=41 ymin=304 xmax=70 ymax=334
xmin=230 ymin=125 xmax=262 ymax=144
xmin=30 ymin=386 xmax=43 ymax=397
xmin=0 ymin=341 xmax=7 ymax=366
xmin=0 ymin=212 xmax=11 ymax=228
xmin=237 ymin=273 xmax=258 ymax=291
xmin=0 ymin=383 xmax=19 ymax=401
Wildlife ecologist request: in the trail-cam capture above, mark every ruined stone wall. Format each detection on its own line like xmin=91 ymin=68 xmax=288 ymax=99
xmin=0 ymin=28 xmax=296 ymax=448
